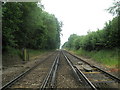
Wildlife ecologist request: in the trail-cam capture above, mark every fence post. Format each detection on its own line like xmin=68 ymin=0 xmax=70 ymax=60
xmin=27 ymin=49 xmax=29 ymax=61
xmin=24 ymin=48 xmax=27 ymax=61
xmin=22 ymin=48 xmax=29 ymax=62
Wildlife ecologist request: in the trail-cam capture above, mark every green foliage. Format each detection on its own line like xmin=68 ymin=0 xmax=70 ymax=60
xmin=2 ymin=2 xmax=23 ymax=50
xmin=107 ymin=0 xmax=120 ymax=16
xmin=74 ymin=48 xmax=119 ymax=67
xmin=62 ymin=16 xmax=119 ymax=51
xmin=28 ymin=49 xmax=46 ymax=58
xmin=104 ymin=17 xmax=119 ymax=48
xmin=3 ymin=46 xmax=21 ymax=55
xmin=2 ymin=2 xmax=62 ymax=52
xmin=62 ymin=0 xmax=119 ymax=67
xmin=63 ymin=1 xmax=119 ymax=51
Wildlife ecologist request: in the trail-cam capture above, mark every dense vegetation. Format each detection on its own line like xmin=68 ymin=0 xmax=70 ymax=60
xmin=2 ymin=2 xmax=62 ymax=52
xmin=72 ymin=48 xmax=119 ymax=67
xmin=62 ymin=1 xmax=119 ymax=67
xmin=62 ymin=1 xmax=119 ymax=51
xmin=62 ymin=16 xmax=119 ymax=51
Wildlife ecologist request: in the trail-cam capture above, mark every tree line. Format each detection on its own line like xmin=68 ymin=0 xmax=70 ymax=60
xmin=2 ymin=2 xmax=62 ymax=52
xmin=62 ymin=1 xmax=120 ymax=51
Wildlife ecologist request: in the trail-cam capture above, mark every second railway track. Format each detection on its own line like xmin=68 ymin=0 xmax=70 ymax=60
xmin=64 ymin=50 xmax=120 ymax=89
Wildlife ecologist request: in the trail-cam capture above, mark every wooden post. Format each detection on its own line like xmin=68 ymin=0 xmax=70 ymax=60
xmin=24 ymin=48 xmax=27 ymax=61
xmin=22 ymin=48 xmax=24 ymax=61
xmin=27 ymin=49 xmax=29 ymax=61
xmin=22 ymin=48 xmax=29 ymax=61
xmin=22 ymin=48 xmax=27 ymax=61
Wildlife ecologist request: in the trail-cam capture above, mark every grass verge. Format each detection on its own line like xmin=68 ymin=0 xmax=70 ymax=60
xmin=72 ymin=48 xmax=119 ymax=68
xmin=2 ymin=47 xmax=54 ymax=67
xmin=28 ymin=49 xmax=54 ymax=59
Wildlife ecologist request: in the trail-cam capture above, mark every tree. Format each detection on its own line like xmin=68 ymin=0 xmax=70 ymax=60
xmin=2 ymin=2 xmax=62 ymax=52
xmin=2 ymin=2 xmax=23 ymax=51
xmin=107 ymin=0 xmax=120 ymax=16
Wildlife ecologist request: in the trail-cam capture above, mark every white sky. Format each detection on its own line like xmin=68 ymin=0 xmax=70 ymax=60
xmin=41 ymin=0 xmax=114 ymax=47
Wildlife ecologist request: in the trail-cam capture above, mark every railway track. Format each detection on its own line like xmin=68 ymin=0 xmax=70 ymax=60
xmin=40 ymin=53 xmax=60 ymax=89
xmin=63 ymin=50 xmax=120 ymax=89
xmin=1 ymin=51 xmax=59 ymax=90
xmin=56 ymin=51 xmax=83 ymax=88
xmin=1 ymin=50 xmax=120 ymax=89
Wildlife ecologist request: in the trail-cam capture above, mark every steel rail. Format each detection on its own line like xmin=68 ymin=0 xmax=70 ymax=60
xmin=74 ymin=66 xmax=97 ymax=90
xmin=50 ymin=56 xmax=59 ymax=88
xmin=65 ymin=50 xmax=120 ymax=83
xmin=1 ymin=51 xmax=57 ymax=90
xmin=93 ymin=66 xmax=120 ymax=83
xmin=62 ymin=51 xmax=82 ymax=83
xmin=62 ymin=51 xmax=97 ymax=90
xmin=40 ymin=53 xmax=59 ymax=90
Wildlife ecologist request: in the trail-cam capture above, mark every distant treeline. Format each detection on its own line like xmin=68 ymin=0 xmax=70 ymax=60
xmin=2 ymin=2 xmax=62 ymax=52
xmin=62 ymin=1 xmax=120 ymax=51
xmin=62 ymin=16 xmax=119 ymax=51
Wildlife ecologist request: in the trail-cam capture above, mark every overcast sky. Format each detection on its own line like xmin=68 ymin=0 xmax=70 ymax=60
xmin=41 ymin=0 xmax=114 ymax=47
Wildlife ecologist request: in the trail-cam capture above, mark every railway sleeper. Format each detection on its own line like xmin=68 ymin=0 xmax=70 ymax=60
xmin=64 ymin=51 xmax=120 ymax=89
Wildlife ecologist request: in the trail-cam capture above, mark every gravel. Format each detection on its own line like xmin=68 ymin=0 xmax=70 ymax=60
xmin=10 ymin=52 xmax=58 ymax=88
xmin=2 ymin=51 xmax=54 ymax=86
xmin=65 ymin=51 xmax=119 ymax=89
xmin=2 ymin=50 xmax=119 ymax=89
xmin=67 ymin=51 xmax=120 ymax=78
xmin=56 ymin=52 xmax=83 ymax=88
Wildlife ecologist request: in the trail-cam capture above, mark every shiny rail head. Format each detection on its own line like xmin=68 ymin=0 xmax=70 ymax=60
xmin=40 ymin=53 xmax=60 ymax=89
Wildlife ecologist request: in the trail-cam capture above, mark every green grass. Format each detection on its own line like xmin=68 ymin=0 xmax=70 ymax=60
xmin=3 ymin=48 xmax=54 ymax=66
xmin=28 ymin=49 xmax=47 ymax=58
xmin=3 ymin=47 xmax=54 ymax=61
xmin=73 ymin=48 xmax=119 ymax=68
xmin=4 ymin=47 xmax=21 ymax=55
xmin=22 ymin=49 xmax=54 ymax=60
